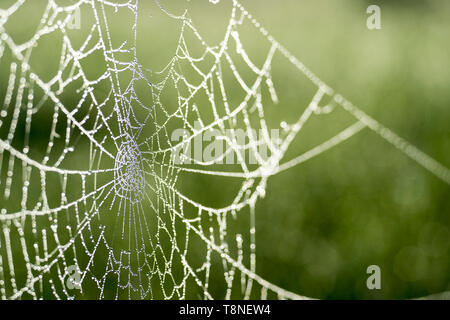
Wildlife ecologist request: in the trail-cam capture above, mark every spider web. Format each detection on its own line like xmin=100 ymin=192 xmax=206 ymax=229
xmin=0 ymin=0 xmax=449 ymax=300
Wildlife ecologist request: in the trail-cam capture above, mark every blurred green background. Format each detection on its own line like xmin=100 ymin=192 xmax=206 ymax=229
xmin=0 ymin=0 xmax=449 ymax=299
xmin=245 ymin=0 xmax=450 ymax=299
